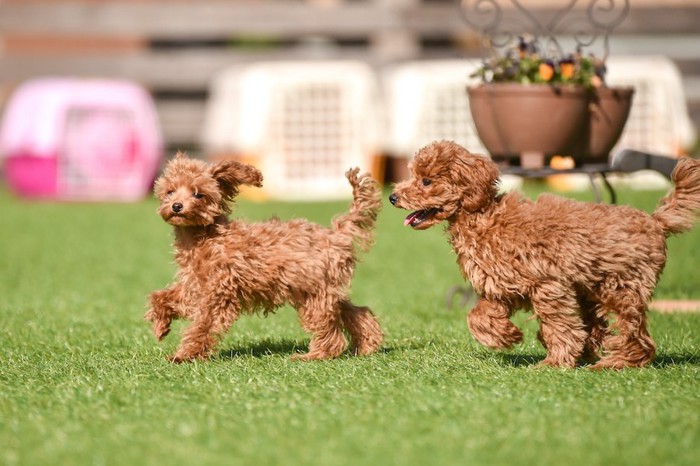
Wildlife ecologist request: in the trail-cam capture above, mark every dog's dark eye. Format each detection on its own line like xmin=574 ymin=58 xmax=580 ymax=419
xmin=193 ymin=192 xmax=204 ymax=199
xmin=422 ymin=178 xmax=432 ymax=187
xmin=166 ymin=190 xmax=174 ymax=197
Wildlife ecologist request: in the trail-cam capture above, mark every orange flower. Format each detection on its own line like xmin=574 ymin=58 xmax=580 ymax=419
xmin=560 ymin=62 xmax=575 ymax=80
xmin=538 ymin=62 xmax=554 ymax=81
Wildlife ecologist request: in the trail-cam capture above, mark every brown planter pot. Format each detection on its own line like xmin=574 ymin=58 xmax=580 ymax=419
xmin=583 ymin=86 xmax=635 ymax=163
xmin=467 ymin=83 xmax=589 ymax=164
xmin=467 ymin=84 xmax=634 ymax=166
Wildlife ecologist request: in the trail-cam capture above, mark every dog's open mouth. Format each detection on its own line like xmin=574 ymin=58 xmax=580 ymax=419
xmin=404 ymin=208 xmax=440 ymax=227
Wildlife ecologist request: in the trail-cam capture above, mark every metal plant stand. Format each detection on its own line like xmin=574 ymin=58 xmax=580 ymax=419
xmin=459 ymin=0 xmax=630 ymax=62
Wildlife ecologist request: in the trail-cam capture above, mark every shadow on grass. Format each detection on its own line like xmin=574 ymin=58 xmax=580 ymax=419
xmin=498 ymin=353 xmax=544 ymax=367
xmin=651 ymin=353 xmax=700 ymax=367
xmin=496 ymin=352 xmax=700 ymax=368
xmin=215 ymin=338 xmax=700 ymax=367
xmin=215 ymin=338 xmax=303 ymax=360
xmin=215 ymin=338 xmax=397 ymax=360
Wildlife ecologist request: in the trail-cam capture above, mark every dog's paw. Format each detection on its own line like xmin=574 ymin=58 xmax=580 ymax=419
xmin=473 ymin=326 xmax=523 ymax=350
xmin=168 ymin=354 xmax=209 ymax=364
xmin=168 ymin=348 xmax=211 ymax=364
xmin=168 ymin=351 xmax=197 ymax=364
xmin=467 ymin=310 xmax=523 ymax=349
xmin=152 ymin=319 xmax=172 ymax=341
xmin=499 ymin=325 xmax=524 ymax=348
xmin=145 ymin=311 xmax=172 ymax=341
xmin=290 ymin=351 xmax=330 ymax=362
xmin=587 ymin=358 xmax=626 ymax=371
xmin=538 ymin=356 xmax=576 ymax=369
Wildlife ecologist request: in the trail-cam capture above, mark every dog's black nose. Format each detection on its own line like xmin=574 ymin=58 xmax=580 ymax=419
xmin=172 ymin=202 xmax=183 ymax=213
xmin=389 ymin=193 xmax=398 ymax=206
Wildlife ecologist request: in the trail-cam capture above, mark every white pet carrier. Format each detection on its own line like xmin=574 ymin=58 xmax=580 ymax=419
xmin=202 ymin=61 xmax=384 ymax=200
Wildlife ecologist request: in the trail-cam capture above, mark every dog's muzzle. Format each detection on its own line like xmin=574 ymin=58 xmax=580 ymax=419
xmin=172 ymin=202 xmax=183 ymax=213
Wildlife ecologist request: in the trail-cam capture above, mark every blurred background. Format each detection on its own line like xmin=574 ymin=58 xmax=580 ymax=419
xmin=0 ymin=0 xmax=698 ymax=201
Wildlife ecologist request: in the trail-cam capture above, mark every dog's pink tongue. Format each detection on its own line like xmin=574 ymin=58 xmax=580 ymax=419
xmin=404 ymin=211 xmax=420 ymax=226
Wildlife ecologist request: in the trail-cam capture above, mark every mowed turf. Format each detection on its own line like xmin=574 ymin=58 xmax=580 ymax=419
xmin=1 ymin=183 xmax=699 ymax=466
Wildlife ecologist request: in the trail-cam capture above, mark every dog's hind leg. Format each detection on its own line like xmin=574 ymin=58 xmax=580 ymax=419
xmin=590 ymin=287 xmax=655 ymax=369
xmin=578 ymin=295 xmax=609 ymax=364
xmin=170 ymin=295 xmax=240 ymax=363
xmin=531 ymin=283 xmax=587 ymax=368
xmin=467 ymin=298 xmax=523 ymax=349
xmin=294 ymin=293 xmax=348 ymax=361
xmin=339 ymin=300 xmax=383 ymax=356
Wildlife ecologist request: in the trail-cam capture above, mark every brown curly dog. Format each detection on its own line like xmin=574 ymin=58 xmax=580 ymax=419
xmin=146 ymin=153 xmax=383 ymax=363
xmin=390 ymin=140 xmax=700 ymax=369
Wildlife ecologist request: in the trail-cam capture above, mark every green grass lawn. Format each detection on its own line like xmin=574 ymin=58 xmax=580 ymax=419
xmin=1 ymin=183 xmax=699 ymax=466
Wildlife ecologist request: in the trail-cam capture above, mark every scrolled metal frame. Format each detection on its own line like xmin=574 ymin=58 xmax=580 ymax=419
xmin=459 ymin=0 xmax=630 ymax=60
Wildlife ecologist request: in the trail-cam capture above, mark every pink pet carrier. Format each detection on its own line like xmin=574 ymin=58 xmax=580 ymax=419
xmin=1 ymin=78 xmax=163 ymax=201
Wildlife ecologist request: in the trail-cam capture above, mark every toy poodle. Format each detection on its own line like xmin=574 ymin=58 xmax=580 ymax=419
xmin=146 ymin=153 xmax=383 ymax=363
xmin=390 ymin=140 xmax=700 ymax=369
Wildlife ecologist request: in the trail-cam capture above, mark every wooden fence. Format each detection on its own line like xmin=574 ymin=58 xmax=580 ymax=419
xmin=1 ymin=0 xmax=699 ymax=153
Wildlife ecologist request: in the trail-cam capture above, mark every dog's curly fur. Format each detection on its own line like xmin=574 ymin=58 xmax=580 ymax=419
xmin=145 ymin=153 xmax=383 ymax=363
xmin=390 ymin=140 xmax=700 ymax=369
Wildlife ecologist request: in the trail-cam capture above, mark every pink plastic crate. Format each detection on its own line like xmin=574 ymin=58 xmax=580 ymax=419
xmin=1 ymin=78 xmax=163 ymax=201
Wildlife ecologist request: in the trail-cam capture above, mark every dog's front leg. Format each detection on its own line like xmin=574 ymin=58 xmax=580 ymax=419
xmin=467 ymin=298 xmax=522 ymax=349
xmin=170 ymin=293 xmax=240 ymax=363
xmin=146 ymin=283 xmax=185 ymax=341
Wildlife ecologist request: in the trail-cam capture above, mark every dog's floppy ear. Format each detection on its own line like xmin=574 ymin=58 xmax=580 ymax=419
xmin=210 ymin=159 xmax=263 ymax=199
xmin=450 ymin=149 xmax=500 ymax=212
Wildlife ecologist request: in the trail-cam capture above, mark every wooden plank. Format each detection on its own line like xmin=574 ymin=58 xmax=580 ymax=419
xmin=1 ymin=34 xmax=146 ymax=55
xmin=155 ymin=99 xmax=206 ymax=149
xmin=608 ymin=35 xmax=700 ymax=60
xmin=0 ymin=1 xmax=398 ymax=39
xmin=408 ymin=4 xmax=700 ymax=36
xmin=651 ymin=300 xmax=700 ymax=313
xmin=618 ymin=7 xmax=700 ymax=35
xmin=0 ymin=48 xmax=380 ymax=91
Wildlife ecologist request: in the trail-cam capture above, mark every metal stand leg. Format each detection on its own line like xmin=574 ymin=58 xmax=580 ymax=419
xmin=586 ymin=171 xmax=617 ymax=204
xmin=587 ymin=172 xmax=602 ymax=203
xmin=600 ymin=172 xmax=617 ymax=204
xmin=445 ymin=284 xmax=477 ymax=311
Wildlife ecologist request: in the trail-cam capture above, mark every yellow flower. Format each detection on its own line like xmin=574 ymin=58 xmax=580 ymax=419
xmin=538 ymin=63 xmax=554 ymax=81
xmin=560 ymin=63 xmax=575 ymax=80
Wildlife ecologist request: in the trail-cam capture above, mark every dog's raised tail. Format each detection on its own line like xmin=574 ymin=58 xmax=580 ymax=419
xmin=652 ymin=157 xmax=700 ymax=236
xmin=332 ymin=168 xmax=382 ymax=252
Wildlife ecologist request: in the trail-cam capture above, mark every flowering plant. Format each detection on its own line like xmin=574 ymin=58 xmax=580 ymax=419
xmin=471 ymin=36 xmax=606 ymax=88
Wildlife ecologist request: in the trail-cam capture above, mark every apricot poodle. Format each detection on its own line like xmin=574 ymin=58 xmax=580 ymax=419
xmin=146 ymin=153 xmax=383 ymax=363
xmin=390 ymin=140 xmax=700 ymax=369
